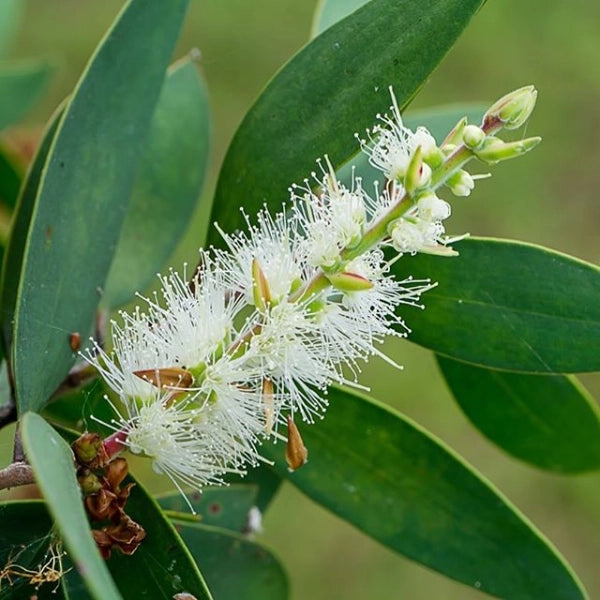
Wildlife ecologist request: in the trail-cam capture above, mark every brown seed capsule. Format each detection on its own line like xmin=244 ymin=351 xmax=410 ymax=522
xmin=285 ymin=415 xmax=308 ymax=471
xmin=69 ymin=332 xmax=81 ymax=352
xmin=133 ymin=367 xmax=194 ymax=390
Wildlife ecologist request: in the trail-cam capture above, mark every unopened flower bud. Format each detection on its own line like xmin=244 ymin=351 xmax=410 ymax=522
xmin=326 ymin=271 xmax=374 ymax=292
xmin=483 ymin=85 xmax=537 ymax=131
xmin=417 ymin=193 xmax=451 ymax=221
xmin=404 ymin=146 xmax=423 ymax=195
xmin=442 ymin=116 xmax=467 ymax=147
xmin=475 ymin=136 xmax=541 ymax=163
xmin=447 ymin=170 xmax=475 ymax=196
xmin=462 ymin=125 xmax=485 ymax=149
xmin=262 ymin=377 xmax=275 ymax=435
xmin=252 ymin=257 xmax=271 ymax=312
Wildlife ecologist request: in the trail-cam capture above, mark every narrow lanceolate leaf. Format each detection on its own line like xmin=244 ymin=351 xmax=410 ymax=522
xmin=392 ymin=237 xmax=600 ymax=373
xmin=0 ymin=501 xmax=69 ymax=600
xmin=437 ymin=356 xmax=600 ymax=473
xmin=102 ymin=56 xmax=211 ymax=308
xmin=210 ymin=0 xmax=484 ymax=246
xmin=175 ymin=523 xmax=289 ymax=600
xmin=0 ymin=102 xmax=64 ymax=354
xmin=104 ymin=475 xmax=213 ymax=599
xmin=0 ymin=60 xmax=53 ymax=130
xmin=20 ymin=413 xmax=121 ymax=600
xmin=10 ymin=0 xmax=190 ymax=413
xmin=261 ymin=388 xmax=587 ymax=599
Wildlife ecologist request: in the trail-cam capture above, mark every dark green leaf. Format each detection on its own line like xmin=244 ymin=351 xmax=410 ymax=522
xmin=175 ymin=522 xmax=289 ymax=600
xmin=0 ymin=501 xmax=69 ymax=599
xmin=392 ymin=237 xmax=600 ymax=372
xmin=311 ymin=0 xmax=369 ymax=37
xmin=0 ymin=60 xmax=53 ymax=130
xmin=20 ymin=412 xmax=121 ymax=599
xmin=260 ymin=387 xmax=587 ymax=599
xmin=103 ymin=56 xmax=211 ymax=308
xmin=210 ymin=0 xmax=484 ymax=246
xmin=42 ymin=378 xmax=113 ymax=436
xmin=0 ymin=103 xmax=63 ymax=355
xmin=224 ymin=463 xmax=283 ymax=513
xmin=105 ymin=475 xmax=213 ymax=599
xmin=157 ymin=484 xmax=259 ymax=532
xmin=438 ymin=356 xmax=600 ymax=473
xmin=9 ymin=0 xmax=190 ymax=413
xmin=0 ymin=145 xmax=22 ymax=211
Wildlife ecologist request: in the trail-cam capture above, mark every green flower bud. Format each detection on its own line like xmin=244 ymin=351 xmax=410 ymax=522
xmin=475 ymin=136 xmax=541 ymax=163
xmin=326 ymin=271 xmax=374 ymax=292
xmin=483 ymin=85 xmax=538 ymax=131
xmin=462 ymin=125 xmax=485 ymax=149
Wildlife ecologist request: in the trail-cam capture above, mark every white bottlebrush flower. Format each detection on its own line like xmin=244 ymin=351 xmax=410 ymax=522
xmin=290 ymin=158 xmax=368 ymax=269
xmin=137 ymin=258 xmax=240 ymax=370
xmin=216 ymin=209 xmax=307 ymax=305
xmin=316 ymin=250 xmax=435 ymax=376
xmin=99 ymin=390 xmax=254 ymax=499
xmin=86 ymin=308 xmax=172 ymax=400
xmin=357 ymin=87 xmax=437 ymax=182
xmin=240 ymin=300 xmax=336 ymax=424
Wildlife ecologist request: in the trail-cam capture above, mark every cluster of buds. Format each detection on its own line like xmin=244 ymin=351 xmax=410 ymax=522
xmin=79 ymin=85 xmax=539 ymax=512
xmin=73 ymin=433 xmax=145 ymax=558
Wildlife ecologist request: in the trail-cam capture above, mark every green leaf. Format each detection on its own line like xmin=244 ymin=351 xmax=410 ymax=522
xmin=175 ymin=522 xmax=289 ymax=600
xmin=9 ymin=0 xmax=190 ymax=413
xmin=311 ymin=0 xmax=369 ymax=37
xmin=102 ymin=56 xmax=211 ymax=309
xmin=20 ymin=412 xmax=121 ymax=600
xmin=0 ymin=0 xmax=24 ymax=58
xmin=157 ymin=484 xmax=259 ymax=532
xmin=260 ymin=387 xmax=587 ymax=599
xmin=0 ymin=60 xmax=53 ymax=130
xmin=437 ymin=356 xmax=600 ymax=473
xmin=0 ymin=501 xmax=69 ymax=599
xmin=42 ymin=378 xmax=113 ymax=435
xmin=104 ymin=475 xmax=213 ymax=599
xmin=210 ymin=0 xmax=484 ymax=246
xmin=392 ymin=237 xmax=600 ymax=373
xmin=0 ymin=103 xmax=63 ymax=355
xmin=0 ymin=145 xmax=22 ymax=211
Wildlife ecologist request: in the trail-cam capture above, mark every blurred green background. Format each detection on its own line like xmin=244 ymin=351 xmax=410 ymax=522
xmin=1 ymin=1 xmax=599 ymax=598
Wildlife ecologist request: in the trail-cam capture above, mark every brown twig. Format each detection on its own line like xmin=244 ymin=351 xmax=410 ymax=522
xmin=0 ymin=461 xmax=34 ymax=490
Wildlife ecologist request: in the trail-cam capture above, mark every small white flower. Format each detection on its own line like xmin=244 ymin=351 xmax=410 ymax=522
xmin=217 ymin=209 xmax=306 ymax=304
xmin=417 ymin=193 xmax=451 ymax=222
xmin=448 ymin=169 xmax=475 ymax=197
xmin=389 ymin=218 xmax=425 ymax=254
xmin=290 ymin=159 xmax=368 ymax=269
xmin=102 ymin=391 xmax=248 ymax=496
xmin=358 ymin=87 xmax=437 ymax=183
